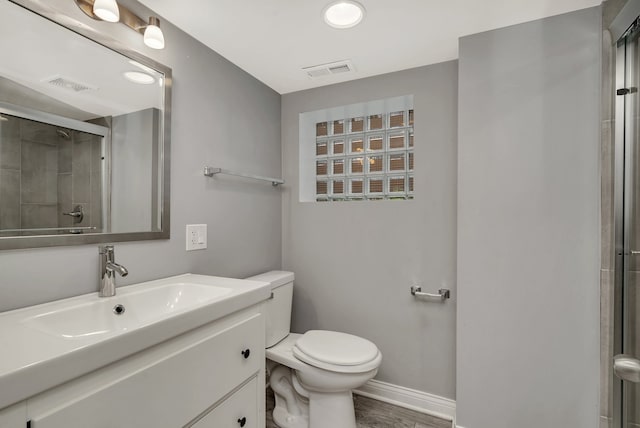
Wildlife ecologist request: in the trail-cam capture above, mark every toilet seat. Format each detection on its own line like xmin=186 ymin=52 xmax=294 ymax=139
xmin=293 ymin=330 xmax=381 ymax=374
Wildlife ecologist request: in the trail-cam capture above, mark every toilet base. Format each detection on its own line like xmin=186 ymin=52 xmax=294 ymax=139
xmin=272 ymin=406 xmax=309 ymax=428
xmin=308 ymin=390 xmax=356 ymax=428
xmin=268 ymin=363 xmax=359 ymax=428
xmin=270 ymin=364 xmax=309 ymax=428
xmin=272 ymin=391 xmax=356 ymax=428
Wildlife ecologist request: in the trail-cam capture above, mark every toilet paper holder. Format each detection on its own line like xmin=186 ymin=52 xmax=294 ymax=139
xmin=410 ymin=285 xmax=450 ymax=301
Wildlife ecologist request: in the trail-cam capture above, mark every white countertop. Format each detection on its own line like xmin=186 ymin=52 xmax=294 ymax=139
xmin=0 ymin=274 xmax=271 ymax=410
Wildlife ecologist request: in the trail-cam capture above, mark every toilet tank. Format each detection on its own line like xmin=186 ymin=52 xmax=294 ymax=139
xmin=246 ymin=271 xmax=294 ymax=347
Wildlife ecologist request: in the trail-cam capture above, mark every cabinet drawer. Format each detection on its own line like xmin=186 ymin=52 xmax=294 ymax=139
xmin=30 ymin=313 xmax=264 ymax=428
xmin=190 ymin=377 xmax=258 ymax=428
xmin=0 ymin=402 xmax=25 ymax=428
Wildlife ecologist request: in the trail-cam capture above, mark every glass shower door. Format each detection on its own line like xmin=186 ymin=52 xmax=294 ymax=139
xmin=614 ymin=20 xmax=640 ymax=428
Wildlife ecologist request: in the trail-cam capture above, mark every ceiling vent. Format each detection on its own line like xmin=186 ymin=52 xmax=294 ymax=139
xmin=43 ymin=75 xmax=97 ymax=92
xmin=303 ymin=60 xmax=355 ymax=78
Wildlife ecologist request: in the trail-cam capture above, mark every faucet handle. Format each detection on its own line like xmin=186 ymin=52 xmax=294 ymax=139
xmin=99 ymin=244 xmax=114 ymax=255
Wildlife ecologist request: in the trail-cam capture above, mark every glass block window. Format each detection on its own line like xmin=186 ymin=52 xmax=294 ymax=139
xmin=389 ymin=111 xmax=405 ymax=128
xmin=389 ymin=153 xmax=405 ymax=171
xmin=332 ymin=179 xmax=345 ymax=196
xmin=368 ymin=114 xmax=384 ymax=131
xmin=314 ymin=108 xmax=414 ymax=201
xmin=350 ymin=137 xmax=364 ymax=153
xmin=350 ymin=157 xmax=364 ymax=174
xmin=389 ymin=133 xmax=405 ymax=149
xmin=316 ymin=160 xmax=328 ymax=176
xmin=316 ymin=122 xmax=328 ymax=137
xmin=332 ymin=159 xmax=345 ymax=174
xmin=332 ymin=140 xmax=344 ymax=155
xmin=368 ymin=135 xmax=384 ymax=151
xmin=351 ymin=117 xmax=364 ymax=132
xmin=316 ymin=141 xmax=328 ymax=155
xmin=350 ymin=178 xmax=363 ymax=195
xmin=369 ymin=177 xmax=384 ymax=193
xmin=317 ymin=180 xmax=328 ymax=195
xmin=389 ymin=176 xmax=405 ymax=193
xmin=368 ymin=155 xmax=383 ymax=173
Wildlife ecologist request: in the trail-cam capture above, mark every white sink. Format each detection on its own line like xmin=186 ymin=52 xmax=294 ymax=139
xmin=0 ymin=274 xmax=270 ymax=410
xmin=23 ymin=282 xmax=233 ymax=339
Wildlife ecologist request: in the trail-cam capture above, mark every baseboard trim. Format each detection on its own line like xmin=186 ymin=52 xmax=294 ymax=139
xmin=354 ymin=379 xmax=456 ymax=422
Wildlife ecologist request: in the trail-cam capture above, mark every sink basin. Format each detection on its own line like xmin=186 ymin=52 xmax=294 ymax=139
xmin=23 ymin=282 xmax=233 ymax=339
xmin=0 ymin=274 xmax=270 ymax=410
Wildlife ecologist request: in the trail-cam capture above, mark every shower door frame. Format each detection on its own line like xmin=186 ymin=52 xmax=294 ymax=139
xmin=613 ymin=33 xmax=626 ymax=428
xmin=613 ymin=15 xmax=640 ymax=428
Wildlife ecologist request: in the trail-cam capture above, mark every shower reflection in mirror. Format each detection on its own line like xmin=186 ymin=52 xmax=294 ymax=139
xmin=0 ymin=107 xmax=108 ymax=236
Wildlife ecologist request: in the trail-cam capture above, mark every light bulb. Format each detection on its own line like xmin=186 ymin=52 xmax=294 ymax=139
xmin=93 ymin=0 xmax=120 ymax=23
xmin=144 ymin=17 xmax=165 ymax=50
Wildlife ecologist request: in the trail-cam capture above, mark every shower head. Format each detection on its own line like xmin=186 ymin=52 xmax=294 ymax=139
xmin=56 ymin=129 xmax=71 ymax=140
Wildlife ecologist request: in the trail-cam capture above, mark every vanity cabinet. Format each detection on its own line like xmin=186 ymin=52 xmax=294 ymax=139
xmin=189 ymin=377 xmax=258 ymax=427
xmin=22 ymin=306 xmax=265 ymax=428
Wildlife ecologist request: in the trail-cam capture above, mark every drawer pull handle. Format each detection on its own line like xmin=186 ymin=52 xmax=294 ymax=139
xmin=238 ymin=417 xmax=247 ymax=427
xmin=241 ymin=349 xmax=251 ymax=359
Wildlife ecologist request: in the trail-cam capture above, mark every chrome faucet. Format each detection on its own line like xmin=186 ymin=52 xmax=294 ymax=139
xmin=99 ymin=245 xmax=128 ymax=297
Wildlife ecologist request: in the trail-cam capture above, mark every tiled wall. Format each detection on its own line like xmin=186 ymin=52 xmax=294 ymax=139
xmin=0 ymin=117 xmax=21 ymax=229
xmin=0 ymin=115 xmax=102 ymax=234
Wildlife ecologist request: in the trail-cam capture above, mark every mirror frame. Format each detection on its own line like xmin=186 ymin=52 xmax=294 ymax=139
xmin=1 ymin=0 xmax=171 ymax=250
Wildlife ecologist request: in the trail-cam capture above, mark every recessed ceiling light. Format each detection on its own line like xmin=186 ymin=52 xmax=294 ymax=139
xmin=323 ymin=1 xmax=365 ymax=29
xmin=123 ymin=71 xmax=155 ymax=85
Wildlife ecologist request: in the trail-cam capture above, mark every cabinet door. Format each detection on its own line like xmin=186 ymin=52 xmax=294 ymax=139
xmin=30 ymin=314 xmax=263 ymax=428
xmin=191 ymin=377 xmax=258 ymax=428
xmin=0 ymin=402 xmax=26 ymax=428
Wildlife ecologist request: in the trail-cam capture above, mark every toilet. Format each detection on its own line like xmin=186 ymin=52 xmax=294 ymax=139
xmin=247 ymin=271 xmax=382 ymax=428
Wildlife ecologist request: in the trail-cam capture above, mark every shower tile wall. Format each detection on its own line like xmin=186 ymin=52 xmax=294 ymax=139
xmin=0 ymin=117 xmax=20 ymax=229
xmin=20 ymin=121 xmax=59 ymax=228
xmin=0 ymin=116 xmax=103 ymax=233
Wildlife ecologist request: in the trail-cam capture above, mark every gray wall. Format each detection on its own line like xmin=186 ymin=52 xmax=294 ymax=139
xmin=282 ymin=62 xmax=458 ymax=398
xmin=456 ymin=7 xmax=601 ymax=428
xmin=0 ymin=0 xmax=282 ymax=312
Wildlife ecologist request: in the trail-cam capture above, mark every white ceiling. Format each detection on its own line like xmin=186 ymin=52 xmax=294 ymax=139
xmin=139 ymin=0 xmax=602 ymax=94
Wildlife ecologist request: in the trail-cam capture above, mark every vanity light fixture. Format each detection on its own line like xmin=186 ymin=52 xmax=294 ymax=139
xmin=323 ymin=1 xmax=365 ymax=29
xmin=74 ymin=0 xmax=166 ymax=50
xmin=92 ymin=0 xmax=119 ymax=22
xmin=143 ymin=17 xmax=165 ymax=50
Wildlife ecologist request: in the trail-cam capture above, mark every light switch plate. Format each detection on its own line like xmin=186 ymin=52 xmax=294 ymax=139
xmin=186 ymin=224 xmax=207 ymax=251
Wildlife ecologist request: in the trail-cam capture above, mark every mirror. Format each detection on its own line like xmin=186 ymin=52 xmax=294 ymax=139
xmin=0 ymin=1 xmax=171 ymax=249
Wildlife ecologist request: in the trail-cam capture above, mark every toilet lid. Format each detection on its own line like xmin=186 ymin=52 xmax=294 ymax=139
xmin=293 ymin=330 xmax=379 ymax=367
